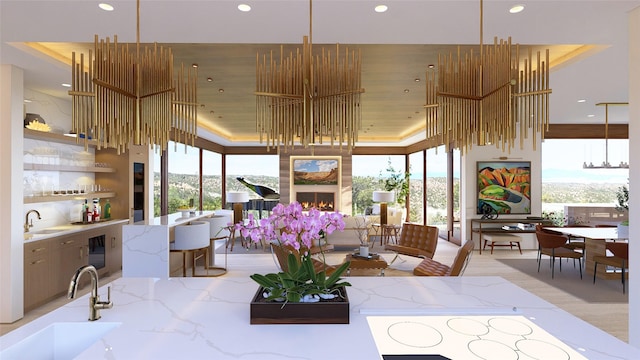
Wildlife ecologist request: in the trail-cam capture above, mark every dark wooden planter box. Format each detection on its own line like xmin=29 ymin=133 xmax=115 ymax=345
xmin=250 ymin=287 xmax=350 ymax=324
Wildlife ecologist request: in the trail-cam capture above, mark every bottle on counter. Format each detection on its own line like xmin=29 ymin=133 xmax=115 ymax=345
xmin=93 ymin=198 xmax=101 ymax=222
xmin=103 ymin=199 xmax=111 ymax=219
xmin=83 ymin=199 xmax=90 ymax=223
xmin=86 ymin=200 xmax=93 ymax=223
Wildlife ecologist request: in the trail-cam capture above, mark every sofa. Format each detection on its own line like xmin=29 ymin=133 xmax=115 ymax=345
xmin=325 ymin=215 xmax=371 ymax=247
xmin=325 ymin=206 xmax=407 ymax=247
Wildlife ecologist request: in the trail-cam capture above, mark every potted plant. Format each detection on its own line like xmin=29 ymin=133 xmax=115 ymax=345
xmin=236 ymin=202 xmax=351 ymax=324
xmin=379 ymin=158 xmax=410 ymax=206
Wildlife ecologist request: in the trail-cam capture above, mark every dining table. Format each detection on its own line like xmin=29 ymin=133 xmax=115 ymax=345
xmin=546 ymin=226 xmax=628 ymax=279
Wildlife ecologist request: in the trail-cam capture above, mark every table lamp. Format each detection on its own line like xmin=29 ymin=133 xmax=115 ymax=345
xmin=226 ymin=191 xmax=250 ymax=225
xmin=372 ymin=191 xmax=395 ymax=226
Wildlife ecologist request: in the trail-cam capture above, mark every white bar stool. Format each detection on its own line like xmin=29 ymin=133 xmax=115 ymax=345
xmin=170 ymin=220 xmax=210 ymax=277
xmin=201 ymin=214 xmax=232 ymax=276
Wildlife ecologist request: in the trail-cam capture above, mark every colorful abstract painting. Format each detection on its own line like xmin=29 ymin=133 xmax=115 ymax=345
xmin=477 ymin=161 xmax=531 ymax=215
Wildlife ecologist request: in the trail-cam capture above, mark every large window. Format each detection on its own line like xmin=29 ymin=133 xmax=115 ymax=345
xmin=167 ymin=142 xmax=200 ymax=213
xmin=408 ymin=151 xmax=424 ymax=223
xmin=541 ymin=139 xmax=628 ymax=224
xmin=226 ymin=154 xmax=279 ymax=218
xmin=202 ymin=150 xmax=222 ymax=210
xmin=352 ymin=155 xmax=406 ymax=215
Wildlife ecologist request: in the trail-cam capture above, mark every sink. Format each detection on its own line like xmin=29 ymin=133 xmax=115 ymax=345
xmin=32 ymin=229 xmax=66 ymax=234
xmin=0 ymin=322 xmax=121 ymax=360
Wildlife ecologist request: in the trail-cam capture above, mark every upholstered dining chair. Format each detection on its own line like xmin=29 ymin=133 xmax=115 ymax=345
xmin=535 ymin=230 xmax=583 ymax=279
xmin=562 ymin=224 xmax=591 ymax=264
xmin=384 ymin=223 xmax=439 ymax=264
xmin=413 ymin=240 xmax=474 ymax=276
xmin=593 ymin=241 xmax=628 ymax=293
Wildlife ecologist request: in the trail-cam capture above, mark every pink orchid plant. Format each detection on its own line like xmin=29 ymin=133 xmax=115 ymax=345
xmin=236 ymin=201 xmax=345 ymax=251
xmin=235 ymin=202 xmax=350 ymax=303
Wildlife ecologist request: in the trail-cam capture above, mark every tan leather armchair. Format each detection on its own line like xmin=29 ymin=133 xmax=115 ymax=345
xmin=413 ymin=240 xmax=474 ymax=276
xmin=384 ymin=223 xmax=439 ymax=263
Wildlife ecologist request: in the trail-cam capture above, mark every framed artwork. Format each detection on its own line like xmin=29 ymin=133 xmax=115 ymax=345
xmin=477 ymin=161 xmax=531 ymax=215
xmin=292 ymin=157 xmax=340 ymax=185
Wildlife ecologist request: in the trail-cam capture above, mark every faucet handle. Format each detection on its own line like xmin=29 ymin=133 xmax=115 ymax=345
xmin=96 ymin=286 xmax=113 ymax=310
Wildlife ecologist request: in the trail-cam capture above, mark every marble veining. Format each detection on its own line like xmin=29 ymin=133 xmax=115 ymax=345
xmin=1 ymin=276 xmax=638 ymax=360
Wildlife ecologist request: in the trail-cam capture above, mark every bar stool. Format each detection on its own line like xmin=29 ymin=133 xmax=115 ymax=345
xmin=170 ymin=221 xmax=210 ymax=277
xmin=201 ymin=215 xmax=232 ymax=276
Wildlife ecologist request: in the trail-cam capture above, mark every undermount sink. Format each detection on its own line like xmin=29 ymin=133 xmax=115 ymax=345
xmin=32 ymin=229 xmax=66 ymax=234
xmin=0 ymin=321 xmax=121 ymax=360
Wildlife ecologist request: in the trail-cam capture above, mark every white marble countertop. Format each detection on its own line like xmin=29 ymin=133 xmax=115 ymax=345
xmin=130 ymin=211 xmax=216 ymax=227
xmin=23 ymin=218 xmax=129 ymax=243
xmin=1 ymin=276 xmax=638 ymax=360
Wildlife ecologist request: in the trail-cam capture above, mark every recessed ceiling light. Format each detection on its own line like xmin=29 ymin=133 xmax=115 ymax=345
xmin=428 ymin=64 xmax=435 ymax=69
xmin=587 ymin=114 xmax=595 ymax=118
xmin=192 ymin=63 xmax=198 ymax=68
xmin=218 ymin=89 xmax=225 ymax=93
xmin=238 ymin=4 xmax=251 ymax=12
xmin=98 ymin=3 xmax=114 ymax=11
xmin=207 ymin=77 xmax=213 ymax=82
xmin=577 ymin=99 xmax=586 ymax=103
xmin=414 ymin=78 xmax=420 ymax=82
xmin=61 ymin=83 xmax=71 ymax=87
xmin=23 ymin=99 xmax=32 ymax=103
xmin=374 ymin=5 xmax=388 ymax=13
xmin=509 ymin=4 xmax=525 ymax=14
xmin=404 ymin=89 xmax=409 ymax=93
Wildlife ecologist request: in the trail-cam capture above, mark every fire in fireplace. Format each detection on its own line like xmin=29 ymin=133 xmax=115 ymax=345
xmin=296 ymin=192 xmax=335 ymax=211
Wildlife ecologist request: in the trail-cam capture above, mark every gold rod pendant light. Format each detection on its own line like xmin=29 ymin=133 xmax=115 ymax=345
xmin=583 ymin=102 xmax=629 ymax=169
xmin=425 ymin=0 xmax=552 ymax=154
xmin=255 ymin=0 xmax=365 ymax=153
xmin=69 ymin=0 xmax=198 ymax=153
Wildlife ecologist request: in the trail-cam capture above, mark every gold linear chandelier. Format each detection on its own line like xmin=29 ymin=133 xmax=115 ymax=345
xmin=69 ymin=0 xmax=198 ymax=153
xmin=426 ymin=0 xmax=551 ymax=153
xmin=255 ymin=0 xmax=365 ymax=153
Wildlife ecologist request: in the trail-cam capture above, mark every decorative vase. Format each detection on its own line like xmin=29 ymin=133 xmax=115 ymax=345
xmin=617 ymin=223 xmax=629 ymax=239
xmin=250 ymin=286 xmax=350 ymax=324
xmin=359 ymin=245 xmax=369 ymax=257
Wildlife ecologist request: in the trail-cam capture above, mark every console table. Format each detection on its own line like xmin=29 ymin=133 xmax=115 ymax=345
xmin=471 ymin=218 xmax=552 ymax=254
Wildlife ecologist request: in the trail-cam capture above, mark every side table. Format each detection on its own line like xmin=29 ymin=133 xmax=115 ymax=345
xmin=344 ymin=253 xmax=388 ymax=276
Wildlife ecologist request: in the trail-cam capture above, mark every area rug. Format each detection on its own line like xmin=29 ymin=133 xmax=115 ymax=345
xmin=498 ymin=259 xmax=628 ymax=303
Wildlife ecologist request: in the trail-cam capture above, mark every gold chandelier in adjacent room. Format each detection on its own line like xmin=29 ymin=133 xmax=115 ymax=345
xmin=69 ymin=0 xmax=198 ymax=153
xmin=425 ymin=0 xmax=552 ymax=153
xmin=255 ymin=0 xmax=365 ymax=153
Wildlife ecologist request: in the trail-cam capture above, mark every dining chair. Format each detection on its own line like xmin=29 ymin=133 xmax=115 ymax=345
xmin=535 ymin=230 xmax=583 ymax=279
xmin=593 ymin=241 xmax=628 ymax=293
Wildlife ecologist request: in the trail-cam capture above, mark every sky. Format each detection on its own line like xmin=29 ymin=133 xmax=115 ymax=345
xmin=158 ymin=139 xmax=629 ymax=185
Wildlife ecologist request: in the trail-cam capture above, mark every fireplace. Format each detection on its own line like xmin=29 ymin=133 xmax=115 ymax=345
xmin=296 ymin=192 xmax=335 ymax=211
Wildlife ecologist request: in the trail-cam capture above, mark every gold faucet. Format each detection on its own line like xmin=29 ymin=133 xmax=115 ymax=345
xmin=24 ymin=209 xmax=41 ymax=233
xmin=67 ymin=265 xmax=113 ymax=321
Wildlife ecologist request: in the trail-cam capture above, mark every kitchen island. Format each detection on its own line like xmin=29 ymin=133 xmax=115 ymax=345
xmin=1 ymin=276 xmax=638 ymax=359
xmin=121 ymin=211 xmax=215 ymax=277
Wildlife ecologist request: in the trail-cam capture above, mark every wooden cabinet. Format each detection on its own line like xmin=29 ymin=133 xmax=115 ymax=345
xmin=23 ymin=223 xmax=126 ymax=311
xmin=105 ymin=225 xmax=123 ymax=274
xmin=24 ymin=239 xmax=60 ymax=311
xmin=57 ymin=235 xmax=89 ymax=290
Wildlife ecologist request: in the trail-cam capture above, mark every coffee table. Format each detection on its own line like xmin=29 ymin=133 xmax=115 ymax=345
xmin=344 ymin=253 xmax=388 ymax=276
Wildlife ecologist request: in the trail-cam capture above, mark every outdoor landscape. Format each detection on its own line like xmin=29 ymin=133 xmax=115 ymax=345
xmin=155 ymin=173 xmax=625 ymax=226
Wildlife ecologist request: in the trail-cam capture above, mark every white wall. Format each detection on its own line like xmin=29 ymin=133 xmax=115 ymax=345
xmin=627 ymin=5 xmax=639 ymax=349
xmin=461 ymin=136 xmax=542 ymax=249
xmin=0 ymin=65 xmax=25 ymax=323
